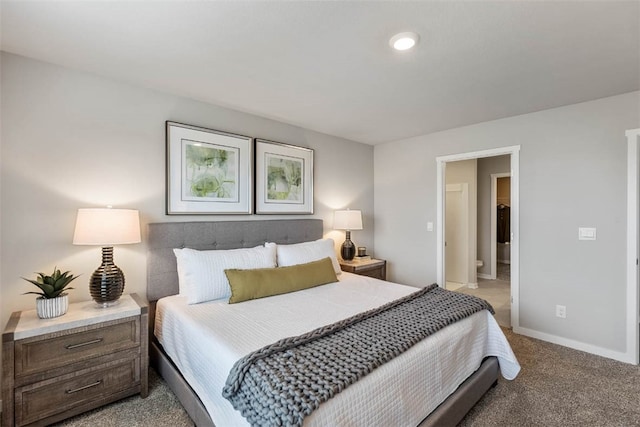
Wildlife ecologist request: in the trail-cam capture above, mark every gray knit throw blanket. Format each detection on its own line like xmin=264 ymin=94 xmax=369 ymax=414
xmin=222 ymin=284 xmax=494 ymax=427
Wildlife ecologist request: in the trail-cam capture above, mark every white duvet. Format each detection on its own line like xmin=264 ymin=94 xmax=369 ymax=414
xmin=155 ymin=272 xmax=520 ymax=427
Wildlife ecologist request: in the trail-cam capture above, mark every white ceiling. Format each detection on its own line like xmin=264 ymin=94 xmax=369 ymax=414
xmin=1 ymin=1 xmax=639 ymax=145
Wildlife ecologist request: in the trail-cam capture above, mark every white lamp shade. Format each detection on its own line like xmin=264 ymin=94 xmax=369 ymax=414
xmin=333 ymin=210 xmax=363 ymax=231
xmin=73 ymin=208 xmax=141 ymax=245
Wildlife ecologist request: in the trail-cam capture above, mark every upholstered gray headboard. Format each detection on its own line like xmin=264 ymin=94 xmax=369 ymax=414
xmin=146 ymin=219 xmax=323 ymax=302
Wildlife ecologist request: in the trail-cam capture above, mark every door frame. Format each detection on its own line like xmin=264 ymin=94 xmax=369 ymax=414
xmin=437 ymin=145 xmax=520 ymax=329
xmin=626 ymin=128 xmax=640 ymax=365
xmin=491 ymin=173 xmax=511 ymax=280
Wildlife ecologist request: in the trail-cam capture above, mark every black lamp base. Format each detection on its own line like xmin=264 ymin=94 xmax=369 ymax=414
xmin=341 ymin=230 xmax=356 ymax=261
xmin=90 ymin=246 xmax=125 ymax=307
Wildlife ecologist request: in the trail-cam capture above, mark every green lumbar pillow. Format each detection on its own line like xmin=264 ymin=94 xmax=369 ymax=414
xmin=225 ymin=257 xmax=338 ymax=304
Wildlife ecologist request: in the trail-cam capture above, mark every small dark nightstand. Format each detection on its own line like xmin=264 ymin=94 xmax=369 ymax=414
xmin=339 ymin=258 xmax=387 ymax=281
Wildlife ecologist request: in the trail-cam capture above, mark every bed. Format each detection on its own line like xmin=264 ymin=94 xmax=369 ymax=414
xmin=147 ymin=219 xmax=519 ymax=426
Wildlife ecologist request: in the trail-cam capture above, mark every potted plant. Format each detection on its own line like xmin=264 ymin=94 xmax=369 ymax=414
xmin=22 ymin=267 xmax=79 ymax=319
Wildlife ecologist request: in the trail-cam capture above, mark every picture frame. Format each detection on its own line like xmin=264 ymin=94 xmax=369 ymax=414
xmin=166 ymin=122 xmax=253 ymax=214
xmin=255 ymin=139 xmax=314 ymax=214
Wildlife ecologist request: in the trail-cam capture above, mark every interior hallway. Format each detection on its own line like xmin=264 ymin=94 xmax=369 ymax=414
xmin=457 ymin=263 xmax=511 ymax=328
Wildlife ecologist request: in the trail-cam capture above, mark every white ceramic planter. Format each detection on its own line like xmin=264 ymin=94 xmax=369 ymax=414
xmin=36 ymin=294 xmax=69 ymax=319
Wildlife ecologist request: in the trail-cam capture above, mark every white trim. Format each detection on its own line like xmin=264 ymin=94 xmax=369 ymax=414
xmin=626 ymin=128 xmax=640 ymax=364
xmin=437 ymin=145 xmax=520 ymax=330
xmin=514 ymin=326 xmax=634 ymax=364
xmin=491 ymin=172 xmax=511 ymax=279
xmin=477 ymin=273 xmax=492 ymax=280
xmin=510 ymin=148 xmax=520 ymax=329
xmin=436 ymin=160 xmax=445 ymax=288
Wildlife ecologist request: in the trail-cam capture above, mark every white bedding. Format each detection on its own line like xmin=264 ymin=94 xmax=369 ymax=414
xmin=155 ymin=272 xmax=520 ymax=427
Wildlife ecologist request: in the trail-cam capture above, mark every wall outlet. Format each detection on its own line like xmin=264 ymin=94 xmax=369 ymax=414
xmin=556 ymin=305 xmax=567 ymax=318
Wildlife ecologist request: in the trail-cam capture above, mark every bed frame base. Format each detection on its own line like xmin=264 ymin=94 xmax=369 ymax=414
xmin=150 ymin=338 xmax=498 ymax=427
xmin=151 ymin=340 xmax=214 ymax=427
xmin=418 ymin=356 xmax=499 ymax=427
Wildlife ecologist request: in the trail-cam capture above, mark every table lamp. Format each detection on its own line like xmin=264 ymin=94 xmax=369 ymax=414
xmin=333 ymin=209 xmax=363 ymax=261
xmin=73 ymin=208 xmax=141 ymax=306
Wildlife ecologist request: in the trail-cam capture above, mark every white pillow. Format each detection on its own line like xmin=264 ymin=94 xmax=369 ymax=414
xmin=173 ymin=243 xmax=277 ymax=304
xmin=275 ymin=238 xmax=341 ymax=274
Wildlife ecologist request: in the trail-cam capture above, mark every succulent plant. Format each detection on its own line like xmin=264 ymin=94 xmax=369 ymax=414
xmin=22 ymin=267 xmax=79 ymax=299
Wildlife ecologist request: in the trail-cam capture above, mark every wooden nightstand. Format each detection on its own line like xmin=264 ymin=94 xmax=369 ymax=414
xmin=340 ymin=258 xmax=387 ymax=281
xmin=2 ymin=294 xmax=148 ymax=427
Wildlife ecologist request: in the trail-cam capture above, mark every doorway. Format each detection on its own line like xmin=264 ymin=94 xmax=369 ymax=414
xmin=459 ymin=168 xmax=511 ymax=327
xmin=436 ymin=146 xmax=520 ymax=330
xmin=491 ymin=173 xmax=511 ymax=281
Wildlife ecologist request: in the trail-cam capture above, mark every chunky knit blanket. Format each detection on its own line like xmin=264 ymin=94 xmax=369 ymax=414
xmin=222 ymin=284 xmax=494 ymax=427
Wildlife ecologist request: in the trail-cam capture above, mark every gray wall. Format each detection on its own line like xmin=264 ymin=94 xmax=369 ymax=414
xmin=374 ymin=91 xmax=639 ymax=356
xmin=477 ymin=155 xmax=510 ymax=275
xmin=0 ymin=53 xmax=375 ymax=333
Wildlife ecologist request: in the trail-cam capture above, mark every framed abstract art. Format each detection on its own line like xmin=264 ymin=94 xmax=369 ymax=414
xmin=166 ymin=122 xmax=253 ymax=214
xmin=254 ymin=139 xmax=314 ymax=214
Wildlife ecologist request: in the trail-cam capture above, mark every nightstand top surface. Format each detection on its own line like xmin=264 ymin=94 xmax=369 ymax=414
xmin=340 ymin=258 xmax=385 ymax=266
xmin=7 ymin=294 xmax=141 ymax=340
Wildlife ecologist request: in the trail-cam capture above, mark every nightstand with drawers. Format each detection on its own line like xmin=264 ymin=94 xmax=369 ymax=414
xmin=2 ymin=294 xmax=148 ymax=427
xmin=339 ymin=258 xmax=387 ymax=281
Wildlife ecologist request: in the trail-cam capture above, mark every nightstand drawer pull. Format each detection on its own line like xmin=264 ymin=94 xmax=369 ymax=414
xmin=65 ymin=338 xmax=103 ymax=350
xmin=65 ymin=380 xmax=102 ymax=394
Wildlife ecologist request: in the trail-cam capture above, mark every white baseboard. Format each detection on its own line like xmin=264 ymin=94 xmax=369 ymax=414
xmin=477 ymin=273 xmax=492 ymax=280
xmin=467 ymin=282 xmax=478 ymax=289
xmin=498 ymin=260 xmax=511 ymax=265
xmin=513 ymin=326 xmax=635 ymax=364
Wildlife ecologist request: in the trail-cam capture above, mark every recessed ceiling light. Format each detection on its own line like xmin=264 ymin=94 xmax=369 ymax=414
xmin=389 ymin=32 xmax=420 ymax=51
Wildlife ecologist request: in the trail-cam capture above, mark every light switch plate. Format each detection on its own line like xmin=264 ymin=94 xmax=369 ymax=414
xmin=427 ymin=222 xmax=434 ymax=232
xmin=578 ymin=227 xmax=596 ymax=241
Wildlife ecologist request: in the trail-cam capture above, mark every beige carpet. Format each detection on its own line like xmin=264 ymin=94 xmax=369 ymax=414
xmin=52 ymin=370 xmax=194 ymax=427
xmin=459 ymin=328 xmax=640 ymax=426
xmin=55 ymin=331 xmax=640 ymax=427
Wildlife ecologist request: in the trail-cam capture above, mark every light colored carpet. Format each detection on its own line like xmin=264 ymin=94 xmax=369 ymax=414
xmin=51 ymin=369 xmax=194 ymax=427
xmin=55 ymin=330 xmax=640 ymax=427
xmin=459 ymin=328 xmax=640 ymax=426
